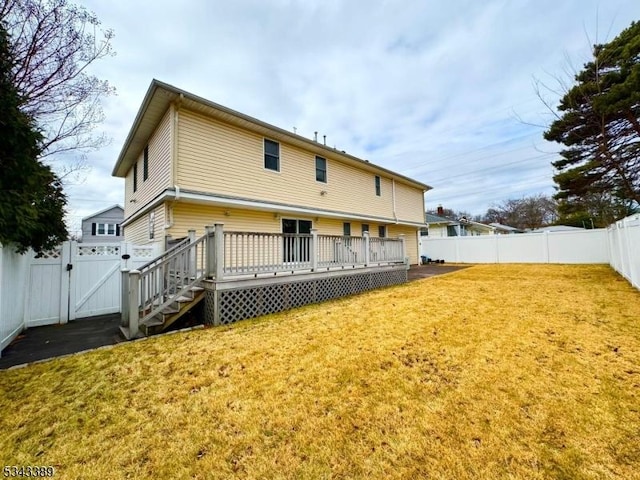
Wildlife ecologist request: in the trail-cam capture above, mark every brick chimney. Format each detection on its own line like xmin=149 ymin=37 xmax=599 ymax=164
xmin=437 ymin=205 xmax=444 ymax=216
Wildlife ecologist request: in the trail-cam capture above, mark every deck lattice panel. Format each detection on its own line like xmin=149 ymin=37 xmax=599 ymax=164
xmin=206 ymin=268 xmax=407 ymax=326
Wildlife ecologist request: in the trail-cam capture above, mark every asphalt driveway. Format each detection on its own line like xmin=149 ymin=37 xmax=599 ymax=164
xmin=0 ymin=314 xmax=124 ymax=370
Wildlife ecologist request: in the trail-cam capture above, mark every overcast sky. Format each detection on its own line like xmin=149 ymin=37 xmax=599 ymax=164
xmin=63 ymin=0 xmax=640 ymax=234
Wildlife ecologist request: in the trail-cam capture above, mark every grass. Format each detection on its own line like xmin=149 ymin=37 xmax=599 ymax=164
xmin=1 ymin=264 xmax=640 ymax=479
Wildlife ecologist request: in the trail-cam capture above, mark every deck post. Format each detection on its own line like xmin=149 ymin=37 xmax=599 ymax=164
xmin=310 ymin=229 xmax=318 ymax=271
xmin=214 ymin=223 xmax=225 ymax=280
xmin=205 ymin=225 xmax=215 ymax=278
xmin=398 ymin=234 xmax=408 ymax=268
xmin=364 ymin=231 xmax=370 ymax=266
xmin=121 ymin=269 xmax=130 ymax=327
xmin=128 ymin=270 xmax=141 ymax=338
xmin=187 ymin=229 xmax=196 ymax=279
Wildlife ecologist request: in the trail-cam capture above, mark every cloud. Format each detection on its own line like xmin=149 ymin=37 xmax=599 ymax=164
xmin=62 ymin=0 xmax=640 ymax=233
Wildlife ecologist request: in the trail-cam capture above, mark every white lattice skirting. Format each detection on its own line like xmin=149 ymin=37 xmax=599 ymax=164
xmin=204 ymin=266 xmax=408 ymax=325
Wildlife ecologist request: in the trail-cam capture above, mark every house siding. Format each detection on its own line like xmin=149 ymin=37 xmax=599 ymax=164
xmin=163 ymin=202 xmax=419 ymax=264
xmin=81 ymin=206 xmax=124 ymax=243
xmin=395 ymin=182 xmax=426 ymax=224
xmin=176 ymin=109 xmax=421 ymax=221
xmin=388 ymin=225 xmax=420 ymax=265
xmin=124 ymin=108 xmax=173 ymax=219
xmin=123 ymin=216 xmax=148 ymax=245
xmin=123 ymin=203 xmax=165 ymax=246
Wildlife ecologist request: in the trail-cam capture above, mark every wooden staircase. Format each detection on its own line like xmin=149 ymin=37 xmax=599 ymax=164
xmin=120 ymin=231 xmax=209 ymax=340
xmin=139 ymin=285 xmax=205 ymax=336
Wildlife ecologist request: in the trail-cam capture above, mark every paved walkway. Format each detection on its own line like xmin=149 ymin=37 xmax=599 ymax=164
xmin=407 ymin=264 xmax=469 ymax=281
xmin=0 ymin=265 xmax=469 ymax=369
xmin=0 ymin=314 xmax=124 ymax=370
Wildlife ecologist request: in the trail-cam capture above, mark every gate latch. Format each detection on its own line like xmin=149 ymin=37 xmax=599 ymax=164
xmin=66 ymin=263 xmax=73 ymax=271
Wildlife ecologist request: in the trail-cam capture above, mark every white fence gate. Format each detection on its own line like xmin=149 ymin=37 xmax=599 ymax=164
xmin=26 ymin=242 xmax=157 ymax=327
xmin=1 ymin=241 xmax=158 ymax=353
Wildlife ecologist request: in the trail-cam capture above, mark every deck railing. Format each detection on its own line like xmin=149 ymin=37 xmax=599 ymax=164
xmin=123 ymin=231 xmax=207 ymax=338
xmin=369 ymin=236 xmax=405 ymax=264
xmin=224 ymin=232 xmax=313 ymax=275
xmin=221 ymin=227 xmax=405 ymax=277
xmin=317 ymin=235 xmax=365 ymax=267
xmin=123 ymin=224 xmax=406 ymax=336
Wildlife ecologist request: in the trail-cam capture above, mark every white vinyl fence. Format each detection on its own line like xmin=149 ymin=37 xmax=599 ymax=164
xmin=608 ymin=214 xmax=640 ymax=290
xmin=1 ymin=241 xmax=158 ymax=354
xmin=420 ymin=214 xmax=640 ymax=291
xmin=0 ymin=245 xmax=31 ymax=354
xmin=421 ymin=229 xmax=610 ymax=264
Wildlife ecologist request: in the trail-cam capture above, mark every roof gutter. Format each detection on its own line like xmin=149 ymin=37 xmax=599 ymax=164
xmin=122 ymin=188 xmax=428 ymax=229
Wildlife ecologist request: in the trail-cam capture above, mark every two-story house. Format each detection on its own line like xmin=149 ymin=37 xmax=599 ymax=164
xmin=80 ymin=205 xmax=124 ymax=243
xmin=112 ymin=80 xmax=430 ymax=265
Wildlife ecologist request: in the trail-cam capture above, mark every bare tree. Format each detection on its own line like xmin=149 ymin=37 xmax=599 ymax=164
xmin=0 ymin=0 xmax=115 ymax=160
xmin=482 ymin=195 xmax=558 ymax=230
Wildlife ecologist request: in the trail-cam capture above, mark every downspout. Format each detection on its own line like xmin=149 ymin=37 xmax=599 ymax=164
xmin=392 ymin=178 xmax=398 ymax=224
xmin=167 ymin=96 xmax=184 ymax=230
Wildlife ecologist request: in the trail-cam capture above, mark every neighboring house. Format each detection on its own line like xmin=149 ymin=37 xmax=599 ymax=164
xmin=425 ymin=213 xmax=495 ymax=237
xmin=111 ymin=80 xmax=431 ymax=264
xmin=489 ymin=223 xmax=525 ymax=234
xmin=529 ymin=225 xmax=586 ymax=233
xmin=81 ymin=205 xmax=124 ymax=243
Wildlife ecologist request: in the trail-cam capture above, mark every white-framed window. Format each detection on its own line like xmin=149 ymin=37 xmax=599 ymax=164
xmin=264 ymin=138 xmax=280 ymax=172
xmin=149 ymin=211 xmax=155 ymax=240
xmin=316 ymin=156 xmax=327 ymax=183
xmin=93 ymin=223 xmax=120 ymax=236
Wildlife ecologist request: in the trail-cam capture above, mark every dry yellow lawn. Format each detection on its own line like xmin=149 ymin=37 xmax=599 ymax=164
xmin=1 ymin=264 xmax=639 ymax=479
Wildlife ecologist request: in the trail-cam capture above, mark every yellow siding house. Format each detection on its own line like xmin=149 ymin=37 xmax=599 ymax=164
xmin=112 ymin=80 xmax=431 ymax=265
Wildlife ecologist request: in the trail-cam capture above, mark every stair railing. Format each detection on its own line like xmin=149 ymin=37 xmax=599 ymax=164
xmin=127 ymin=231 xmax=208 ymax=336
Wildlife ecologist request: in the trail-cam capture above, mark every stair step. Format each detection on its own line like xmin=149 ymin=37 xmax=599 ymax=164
xmin=119 ymin=325 xmax=144 ymax=340
xmin=176 ymin=295 xmax=194 ymax=303
xmin=161 ymin=307 xmax=180 ymax=315
xmin=143 ymin=316 xmax=164 ymax=327
xmin=190 ymin=286 xmax=205 ymax=292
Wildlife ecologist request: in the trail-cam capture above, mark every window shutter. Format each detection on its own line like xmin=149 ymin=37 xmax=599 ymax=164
xmin=91 ymin=223 xmax=96 ymax=235
xmin=116 ymin=224 xmax=121 ymax=236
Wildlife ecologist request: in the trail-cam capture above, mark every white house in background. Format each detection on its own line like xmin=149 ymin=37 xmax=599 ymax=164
xmin=425 ymin=213 xmax=495 ymax=237
xmin=81 ymin=205 xmax=124 ymax=243
xmin=489 ymin=223 xmax=525 ymax=234
xmin=529 ymin=225 xmax=586 ymax=233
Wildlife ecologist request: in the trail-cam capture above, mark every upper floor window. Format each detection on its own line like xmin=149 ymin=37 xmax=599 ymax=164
xmin=133 ymin=162 xmax=138 ymax=192
xmin=316 ymin=156 xmax=327 ymax=183
xmin=375 ymin=175 xmax=381 ymax=196
xmin=264 ymin=139 xmax=280 ymax=171
xmin=143 ymin=145 xmax=149 ymax=181
xmin=343 ymin=222 xmax=351 ymax=236
xmin=93 ymin=223 xmax=120 ymax=236
xmin=378 ymin=226 xmax=386 ymax=238
xmin=361 ymin=224 xmax=369 ymax=235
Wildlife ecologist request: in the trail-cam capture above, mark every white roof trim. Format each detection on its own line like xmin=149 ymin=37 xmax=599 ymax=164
xmin=121 ymin=190 xmax=426 ymax=229
xmin=81 ymin=204 xmax=124 ymax=222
